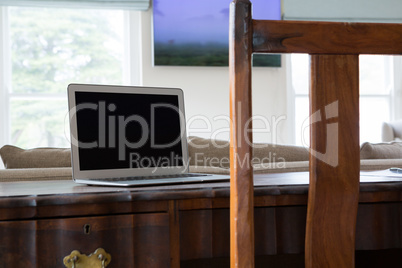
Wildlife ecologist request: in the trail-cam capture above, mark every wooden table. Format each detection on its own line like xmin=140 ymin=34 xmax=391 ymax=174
xmin=0 ymin=172 xmax=401 ymax=267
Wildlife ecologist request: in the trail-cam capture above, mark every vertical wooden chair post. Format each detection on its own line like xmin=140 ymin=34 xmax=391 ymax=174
xmin=306 ymin=54 xmax=360 ymax=267
xmin=229 ymin=0 xmax=402 ymax=267
xmin=229 ymin=1 xmax=254 ymax=267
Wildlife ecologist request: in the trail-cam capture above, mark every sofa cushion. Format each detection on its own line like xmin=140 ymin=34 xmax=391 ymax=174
xmin=360 ymin=159 xmax=402 ymax=170
xmin=360 ymin=142 xmax=402 ymax=159
xmin=0 ymin=167 xmax=72 ymax=182
xmin=187 ymin=136 xmax=309 ymax=169
xmin=188 ymin=136 xmax=230 ymax=168
xmin=253 ymin=142 xmax=309 ymax=164
xmin=0 ymin=145 xmax=71 ymax=169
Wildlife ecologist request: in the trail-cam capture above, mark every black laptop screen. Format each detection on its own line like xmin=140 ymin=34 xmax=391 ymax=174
xmin=74 ymin=92 xmax=184 ymax=170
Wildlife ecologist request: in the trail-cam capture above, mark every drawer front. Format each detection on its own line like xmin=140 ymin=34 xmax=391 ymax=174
xmin=0 ymin=213 xmax=170 ymax=267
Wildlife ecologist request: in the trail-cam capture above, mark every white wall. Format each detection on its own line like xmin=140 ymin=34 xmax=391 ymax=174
xmin=137 ymin=9 xmax=290 ymax=144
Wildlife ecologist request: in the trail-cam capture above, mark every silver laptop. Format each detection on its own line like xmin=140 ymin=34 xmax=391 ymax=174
xmin=67 ymin=83 xmax=229 ymax=186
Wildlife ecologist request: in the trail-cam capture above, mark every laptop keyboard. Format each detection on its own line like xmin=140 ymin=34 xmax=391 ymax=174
xmin=92 ymin=173 xmax=210 ymax=182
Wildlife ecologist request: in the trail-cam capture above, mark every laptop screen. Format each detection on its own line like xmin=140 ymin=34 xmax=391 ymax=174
xmin=73 ymin=91 xmax=184 ymax=171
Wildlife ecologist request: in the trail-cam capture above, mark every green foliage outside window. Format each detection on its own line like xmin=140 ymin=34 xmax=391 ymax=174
xmin=9 ymin=7 xmax=123 ymax=148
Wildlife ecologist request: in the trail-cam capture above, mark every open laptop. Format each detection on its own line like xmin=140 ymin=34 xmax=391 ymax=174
xmin=67 ymin=83 xmax=230 ymax=186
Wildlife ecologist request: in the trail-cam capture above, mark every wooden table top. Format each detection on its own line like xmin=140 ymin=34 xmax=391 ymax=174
xmin=0 ymin=171 xmax=400 ymax=222
xmin=1 ymin=171 xmax=401 ymax=199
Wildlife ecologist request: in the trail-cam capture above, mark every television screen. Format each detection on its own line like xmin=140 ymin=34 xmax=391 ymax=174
xmin=153 ymin=0 xmax=281 ymax=67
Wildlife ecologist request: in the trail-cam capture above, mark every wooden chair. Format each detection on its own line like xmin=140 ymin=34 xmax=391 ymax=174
xmin=228 ymin=0 xmax=402 ymax=267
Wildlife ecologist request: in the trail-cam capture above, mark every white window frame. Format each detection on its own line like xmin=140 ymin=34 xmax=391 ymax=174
xmin=0 ymin=7 xmax=10 ymax=148
xmin=286 ymin=53 xmax=310 ymax=146
xmin=391 ymin=56 xmax=402 ymax=120
xmin=285 ymin=54 xmax=296 ymax=144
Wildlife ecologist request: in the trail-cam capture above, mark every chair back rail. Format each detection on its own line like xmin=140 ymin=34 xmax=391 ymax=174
xmin=253 ymin=20 xmax=402 ymax=54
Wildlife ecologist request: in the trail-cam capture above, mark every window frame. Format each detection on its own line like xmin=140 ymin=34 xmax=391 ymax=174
xmin=0 ymin=7 xmax=10 ymax=149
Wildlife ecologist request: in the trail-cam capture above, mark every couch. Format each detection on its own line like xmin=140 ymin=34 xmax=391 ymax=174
xmin=382 ymin=120 xmax=402 ymax=142
xmin=1 ymin=136 xmax=402 ymax=182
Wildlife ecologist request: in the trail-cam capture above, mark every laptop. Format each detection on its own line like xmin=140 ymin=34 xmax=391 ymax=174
xmin=67 ymin=83 xmax=230 ymax=186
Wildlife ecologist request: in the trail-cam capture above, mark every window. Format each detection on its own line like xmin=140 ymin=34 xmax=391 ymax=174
xmin=289 ymin=54 xmax=399 ymax=146
xmin=359 ymin=55 xmax=394 ymax=143
xmin=0 ymin=6 xmax=126 ymax=149
xmin=289 ymin=54 xmax=310 ymax=146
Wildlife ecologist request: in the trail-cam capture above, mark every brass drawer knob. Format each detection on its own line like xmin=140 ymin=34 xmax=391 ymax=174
xmin=63 ymin=248 xmax=111 ymax=268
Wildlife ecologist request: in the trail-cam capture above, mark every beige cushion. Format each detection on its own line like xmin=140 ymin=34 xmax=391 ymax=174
xmin=360 ymin=142 xmax=402 ymax=159
xmin=381 ymin=122 xmax=395 ymax=142
xmin=0 ymin=145 xmax=71 ymax=169
xmin=1 ymin=160 xmax=402 ymax=182
xmin=253 ymin=142 xmax=309 ymax=164
xmin=188 ymin=136 xmax=309 ymax=169
xmin=0 ymin=167 xmax=72 ymax=182
xmin=360 ymin=159 xmax=402 ymax=170
xmin=382 ymin=120 xmax=402 ymax=142
xmin=190 ymin=159 xmax=402 ymax=175
xmin=188 ymin=136 xmax=230 ymax=168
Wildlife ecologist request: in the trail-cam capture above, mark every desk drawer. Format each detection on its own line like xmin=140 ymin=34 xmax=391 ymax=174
xmin=0 ymin=213 xmax=169 ymax=267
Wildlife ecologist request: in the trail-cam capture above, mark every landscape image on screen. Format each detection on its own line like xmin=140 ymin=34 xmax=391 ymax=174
xmin=153 ymin=0 xmax=281 ymax=67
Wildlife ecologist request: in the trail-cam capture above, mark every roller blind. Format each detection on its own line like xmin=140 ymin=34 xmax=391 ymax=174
xmin=283 ymin=0 xmax=402 ymax=23
xmin=0 ymin=0 xmax=150 ymax=10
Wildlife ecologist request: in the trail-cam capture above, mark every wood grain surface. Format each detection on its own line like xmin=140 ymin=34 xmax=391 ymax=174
xmin=306 ymin=55 xmax=360 ymax=267
xmin=253 ymin=20 xmax=402 ymax=55
xmin=0 ymin=213 xmax=170 ymax=267
xmin=229 ymin=0 xmax=255 ymax=267
xmin=0 ymin=175 xmax=401 ymax=267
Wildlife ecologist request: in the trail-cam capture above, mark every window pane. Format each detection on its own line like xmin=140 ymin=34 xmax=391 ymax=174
xmin=295 ymin=96 xmax=309 ymax=146
xmin=9 ymin=7 xmax=124 ymax=94
xmin=10 ymin=99 xmax=69 ymax=148
xmin=291 ymin=54 xmax=309 ymax=95
xmin=291 ymin=55 xmax=394 ymax=145
xmin=295 ymin=97 xmax=389 ymax=146
xmin=359 ymin=55 xmax=392 ymax=95
xmin=360 ymin=97 xmax=389 ymax=143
